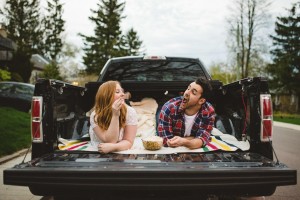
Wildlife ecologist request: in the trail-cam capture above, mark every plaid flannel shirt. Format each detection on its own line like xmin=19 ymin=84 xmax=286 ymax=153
xmin=158 ymin=96 xmax=215 ymax=146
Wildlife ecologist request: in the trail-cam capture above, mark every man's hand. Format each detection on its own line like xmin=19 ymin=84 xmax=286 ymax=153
xmin=167 ymin=136 xmax=203 ymax=149
xmin=167 ymin=136 xmax=184 ymax=147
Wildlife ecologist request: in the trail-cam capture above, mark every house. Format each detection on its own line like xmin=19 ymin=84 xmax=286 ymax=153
xmin=272 ymin=93 xmax=299 ymax=114
xmin=271 ymin=86 xmax=299 ymax=113
xmin=0 ymin=23 xmax=17 ymax=67
xmin=0 ymin=23 xmax=48 ymax=83
xmin=29 ymin=54 xmax=50 ymax=83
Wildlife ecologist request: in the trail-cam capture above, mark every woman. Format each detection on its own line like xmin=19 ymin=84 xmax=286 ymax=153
xmin=89 ymin=81 xmax=137 ymax=153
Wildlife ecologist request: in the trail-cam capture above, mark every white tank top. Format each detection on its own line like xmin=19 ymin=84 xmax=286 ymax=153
xmin=184 ymin=113 xmax=198 ymax=137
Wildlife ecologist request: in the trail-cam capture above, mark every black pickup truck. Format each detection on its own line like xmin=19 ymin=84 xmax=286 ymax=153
xmin=4 ymin=56 xmax=297 ymax=199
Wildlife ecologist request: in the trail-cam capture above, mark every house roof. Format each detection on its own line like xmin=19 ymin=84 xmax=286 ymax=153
xmin=30 ymin=54 xmax=50 ymax=70
xmin=0 ymin=36 xmax=17 ymax=51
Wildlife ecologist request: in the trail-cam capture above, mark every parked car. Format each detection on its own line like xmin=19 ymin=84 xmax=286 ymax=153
xmin=0 ymin=81 xmax=34 ymax=112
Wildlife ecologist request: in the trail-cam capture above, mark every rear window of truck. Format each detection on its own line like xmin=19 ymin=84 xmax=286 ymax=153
xmin=102 ymin=61 xmax=207 ymax=81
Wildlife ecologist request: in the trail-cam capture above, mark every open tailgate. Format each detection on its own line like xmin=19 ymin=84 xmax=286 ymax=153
xmin=4 ymin=152 xmax=296 ymax=197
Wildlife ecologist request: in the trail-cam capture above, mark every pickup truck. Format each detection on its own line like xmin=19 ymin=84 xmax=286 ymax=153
xmin=4 ymin=56 xmax=297 ymax=199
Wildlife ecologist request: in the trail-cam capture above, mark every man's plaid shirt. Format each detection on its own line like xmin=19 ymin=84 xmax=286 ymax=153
xmin=158 ymin=96 xmax=215 ymax=146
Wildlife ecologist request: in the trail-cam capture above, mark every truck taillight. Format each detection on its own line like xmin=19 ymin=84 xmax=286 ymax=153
xmin=260 ymin=94 xmax=273 ymax=142
xmin=31 ymin=96 xmax=43 ymax=143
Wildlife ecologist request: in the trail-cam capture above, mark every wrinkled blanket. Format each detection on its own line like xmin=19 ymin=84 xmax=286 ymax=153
xmin=130 ymin=97 xmax=158 ymax=138
xmin=58 ymin=128 xmax=250 ymax=154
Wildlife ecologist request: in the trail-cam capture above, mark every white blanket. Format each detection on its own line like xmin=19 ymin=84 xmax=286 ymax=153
xmin=130 ymin=98 xmax=158 ymax=138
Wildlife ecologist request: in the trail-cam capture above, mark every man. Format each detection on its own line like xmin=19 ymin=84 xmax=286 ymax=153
xmin=157 ymin=78 xmax=215 ymax=149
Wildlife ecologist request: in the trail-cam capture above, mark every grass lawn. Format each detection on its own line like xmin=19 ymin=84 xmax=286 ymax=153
xmin=0 ymin=107 xmax=31 ymax=157
xmin=274 ymin=112 xmax=300 ymax=126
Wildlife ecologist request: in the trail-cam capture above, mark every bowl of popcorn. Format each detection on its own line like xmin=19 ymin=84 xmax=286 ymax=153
xmin=142 ymin=136 xmax=163 ymax=150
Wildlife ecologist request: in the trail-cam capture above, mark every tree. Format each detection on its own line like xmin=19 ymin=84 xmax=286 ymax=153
xmin=209 ymin=62 xmax=237 ymax=84
xmin=122 ymin=28 xmax=144 ymax=56
xmin=80 ymin=0 xmax=125 ymax=74
xmin=267 ymin=2 xmax=300 ymax=95
xmin=80 ymin=0 xmax=144 ymax=75
xmin=0 ymin=68 xmax=11 ymax=81
xmin=10 ymin=51 xmax=34 ymax=82
xmin=58 ymin=42 xmax=83 ymax=80
xmin=227 ymin=0 xmax=271 ymax=79
xmin=40 ymin=62 xmax=62 ymax=80
xmin=1 ymin=0 xmax=43 ymax=82
xmin=42 ymin=0 xmax=65 ymax=61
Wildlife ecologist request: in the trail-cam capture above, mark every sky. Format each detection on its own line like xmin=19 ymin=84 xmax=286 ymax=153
xmin=59 ymin=0 xmax=296 ymax=67
xmin=2 ymin=0 xmax=297 ymax=67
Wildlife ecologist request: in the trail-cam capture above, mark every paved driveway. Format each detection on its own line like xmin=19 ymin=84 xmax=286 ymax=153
xmin=0 ymin=152 xmax=42 ymax=200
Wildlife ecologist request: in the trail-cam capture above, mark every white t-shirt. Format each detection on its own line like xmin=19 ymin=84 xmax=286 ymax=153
xmin=184 ymin=113 xmax=198 ymax=137
xmin=89 ymin=105 xmax=138 ymax=147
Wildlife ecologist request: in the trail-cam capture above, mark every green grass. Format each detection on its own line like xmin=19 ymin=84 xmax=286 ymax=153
xmin=273 ymin=112 xmax=300 ymax=125
xmin=0 ymin=107 xmax=31 ymax=157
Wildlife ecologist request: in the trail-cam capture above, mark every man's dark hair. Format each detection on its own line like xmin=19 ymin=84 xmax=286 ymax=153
xmin=195 ymin=78 xmax=212 ymax=99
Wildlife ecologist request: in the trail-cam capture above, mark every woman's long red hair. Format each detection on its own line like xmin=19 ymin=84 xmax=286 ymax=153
xmin=94 ymin=81 xmax=127 ymax=130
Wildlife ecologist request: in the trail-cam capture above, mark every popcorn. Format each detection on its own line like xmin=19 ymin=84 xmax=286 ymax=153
xmin=142 ymin=136 xmax=163 ymax=150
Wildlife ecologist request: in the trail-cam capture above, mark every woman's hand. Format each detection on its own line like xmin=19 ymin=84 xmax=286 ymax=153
xmin=98 ymin=143 xmax=115 ymax=154
xmin=112 ymin=97 xmax=124 ymax=116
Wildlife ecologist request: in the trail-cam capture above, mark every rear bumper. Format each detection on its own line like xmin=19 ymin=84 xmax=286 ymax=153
xmin=4 ymin=163 xmax=297 ymax=196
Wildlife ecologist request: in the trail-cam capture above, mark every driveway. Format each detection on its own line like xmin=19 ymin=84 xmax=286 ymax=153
xmin=0 ymin=151 xmax=42 ymax=200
